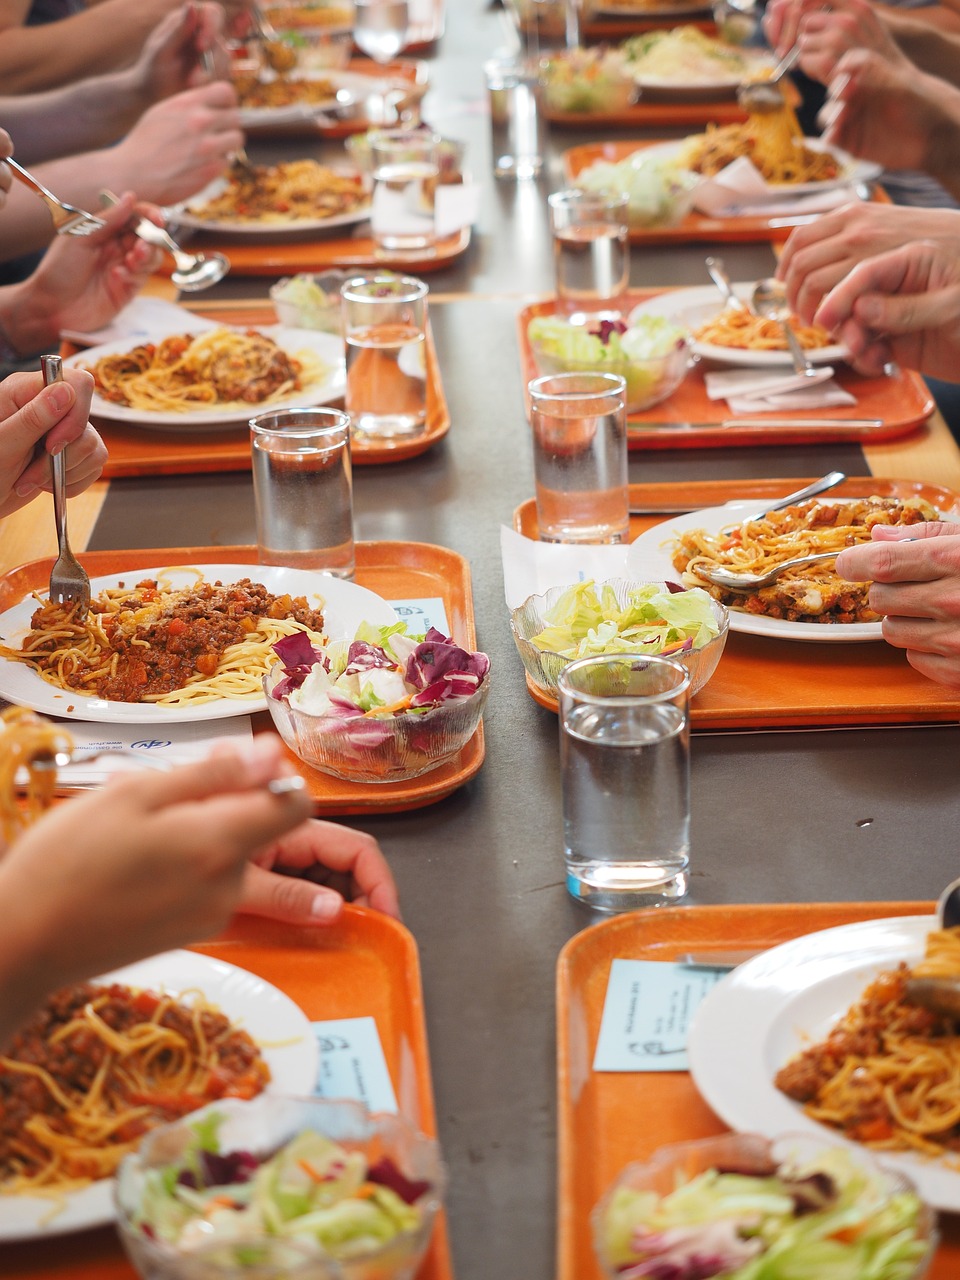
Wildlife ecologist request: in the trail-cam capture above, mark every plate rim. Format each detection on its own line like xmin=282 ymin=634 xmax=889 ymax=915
xmin=0 ymin=562 xmax=398 ymax=723
xmin=628 ymin=283 xmax=850 ymax=368
xmin=0 ymin=947 xmax=318 ymax=1241
xmin=626 ymin=501 xmax=885 ymax=642
xmin=65 ymin=324 xmax=346 ymax=429
xmin=686 ymin=913 xmax=960 ymax=1211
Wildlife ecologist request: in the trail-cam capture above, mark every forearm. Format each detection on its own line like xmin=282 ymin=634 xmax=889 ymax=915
xmin=0 ymin=0 xmax=176 ymax=93
xmin=0 ymin=869 xmax=66 ymax=1051
xmin=876 ymin=0 xmax=960 ymax=32
xmin=0 ymin=278 xmax=63 ymax=357
xmin=925 ymin=90 xmax=960 ymax=198
xmin=0 ymin=71 xmax=146 ymax=165
xmin=888 ymin=19 xmax=960 ymax=82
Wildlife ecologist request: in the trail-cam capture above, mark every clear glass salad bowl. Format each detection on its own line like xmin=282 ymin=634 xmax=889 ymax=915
xmin=264 ymin=669 xmax=489 ymax=783
xmin=115 ymin=1095 xmax=446 ymax=1280
xmin=528 ymin=327 xmax=690 ymax=412
xmin=510 ymin=579 xmax=728 ymax=701
xmin=591 ymin=1131 xmax=937 ymax=1280
xmin=539 ymin=49 xmax=638 ymax=115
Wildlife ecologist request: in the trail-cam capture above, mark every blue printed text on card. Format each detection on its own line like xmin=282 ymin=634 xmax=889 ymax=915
xmin=388 ymin=598 xmax=449 ymax=636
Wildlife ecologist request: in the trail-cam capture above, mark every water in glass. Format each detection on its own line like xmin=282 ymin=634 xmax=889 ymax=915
xmin=251 ymin=434 xmax=354 ymax=577
xmin=553 ymin=222 xmax=629 ymax=320
xmin=346 ymin=321 xmax=427 ymax=436
xmin=561 ymin=699 xmax=690 ymax=911
xmin=353 ymin=0 xmax=409 ymax=62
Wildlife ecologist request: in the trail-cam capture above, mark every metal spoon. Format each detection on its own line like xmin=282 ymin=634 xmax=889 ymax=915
xmin=737 ymin=41 xmax=802 ymax=113
xmin=99 ymin=191 xmax=229 ymax=292
xmin=901 ymin=879 xmax=960 ymax=1017
xmin=739 ymin=470 xmax=846 ymax=522
xmin=693 ymin=548 xmax=842 ymax=591
xmin=705 ymin=255 xmax=747 ymax=312
xmin=752 ymin=276 xmax=823 ymax=378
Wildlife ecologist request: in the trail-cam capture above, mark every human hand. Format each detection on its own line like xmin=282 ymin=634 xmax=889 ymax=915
xmin=134 ymin=1 xmax=231 ymax=102
xmin=0 ymin=129 xmax=11 ymax=211
xmin=835 ymin=523 xmax=960 ymax=686
xmin=814 ymin=238 xmax=960 ymax=378
xmin=817 ymin=50 xmax=959 ymax=177
xmin=105 ymin=81 xmax=243 ymax=206
xmin=778 ymin=202 xmax=960 ymax=325
xmin=239 ymin=821 xmax=401 ymax=925
xmin=23 ymin=191 xmax=163 ymax=340
xmin=0 ymin=368 xmax=105 ymax=517
xmin=792 ymin=0 xmax=907 ymax=84
xmin=0 ymin=736 xmax=313 ymax=1000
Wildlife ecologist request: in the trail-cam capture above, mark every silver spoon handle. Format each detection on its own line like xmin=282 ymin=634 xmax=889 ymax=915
xmin=780 ymin=319 xmax=812 ymax=375
xmin=705 ymin=256 xmax=747 ymax=311
xmin=742 ymin=470 xmax=846 ymax=523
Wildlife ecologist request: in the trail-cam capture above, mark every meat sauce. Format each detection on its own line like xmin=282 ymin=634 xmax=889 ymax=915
xmin=0 ymin=982 xmax=269 ymax=1184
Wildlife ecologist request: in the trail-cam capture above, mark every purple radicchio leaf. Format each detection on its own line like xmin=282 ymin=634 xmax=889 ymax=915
xmin=270 ymin=632 xmax=326 ymax=699
xmin=366 ymin=1156 xmax=432 ymax=1205
xmin=405 ymin=631 xmax=490 ymax=698
xmin=590 ymin=319 xmax=627 ymax=345
xmin=344 ymin=640 xmax=396 ymax=673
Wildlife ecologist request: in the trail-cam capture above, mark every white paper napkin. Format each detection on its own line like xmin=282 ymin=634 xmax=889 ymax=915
xmin=434 ymin=181 xmax=481 ymax=237
xmin=500 ymin=526 xmax=631 ymax=610
xmin=703 ymin=366 xmax=858 ymax=413
xmin=60 ymin=297 xmax=219 ymax=347
xmin=691 ymin=156 xmax=863 ymax=218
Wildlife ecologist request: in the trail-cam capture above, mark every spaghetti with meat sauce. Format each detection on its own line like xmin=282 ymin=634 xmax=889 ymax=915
xmin=676 ymin=100 xmax=841 ymax=185
xmin=0 ymin=574 xmax=327 ymax=705
xmin=0 ymin=981 xmax=269 ymax=1196
xmin=775 ymin=928 xmax=960 ymax=1157
xmin=188 ymin=159 xmax=368 ymax=224
xmin=671 ymin=495 xmax=938 ymax=623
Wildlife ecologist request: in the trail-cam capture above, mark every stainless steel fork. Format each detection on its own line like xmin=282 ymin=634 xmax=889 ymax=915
xmin=4 ymin=158 xmax=105 ymax=237
xmin=41 ymin=355 xmax=91 ymax=614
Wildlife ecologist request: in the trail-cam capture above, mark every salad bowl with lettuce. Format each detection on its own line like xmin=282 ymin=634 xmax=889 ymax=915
xmin=527 ymin=314 xmax=690 ymax=412
xmin=511 ymin=579 xmax=728 ymax=702
xmin=115 ymin=1095 xmax=445 ymax=1280
xmin=593 ymin=1131 xmax=936 ymax=1280
xmin=264 ymin=622 xmax=490 ymax=782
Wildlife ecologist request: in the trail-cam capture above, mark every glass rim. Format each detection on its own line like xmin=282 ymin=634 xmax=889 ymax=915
xmin=249 ymin=407 xmax=351 ymax=439
xmin=340 ymin=274 xmax=429 ymax=304
xmin=528 ymin=371 xmax=627 ymax=405
xmin=557 ymin=652 xmax=691 ymax=704
xmin=547 ymin=188 xmax=630 ymax=213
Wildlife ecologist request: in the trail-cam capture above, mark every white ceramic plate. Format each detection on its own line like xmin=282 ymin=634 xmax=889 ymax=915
xmin=642 ymin=137 xmax=881 ymax=200
xmin=238 ymin=69 xmax=355 ymax=126
xmin=687 ymin=914 xmax=960 ymax=1211
xmin=626 ymin=501 xmax=885 ymax=642
xmin=0 ymin=564 xmax=398 ymax=722
xmin=628 ymin=51 xmax=775 ymax=94
xmin=0 ymin=948 xmax=318 ymax=1241
xmin=66 ymin=326 xmax=346 ymax=432
xmin=629 ymin=285 xmax=850 ymax=368
xmin=171 ymin=170 xmax=370 ymax=237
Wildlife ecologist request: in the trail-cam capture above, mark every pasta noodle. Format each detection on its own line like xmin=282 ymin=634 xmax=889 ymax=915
xmin=623 ymin=26 xmax=764 ymax=81
xmin=775 ymin=927 xmax=960 ymax=1158
xmin=233 ymin=71 xmax=336 ymax=110
xmin=0 ymin=707 xmax=73 ymax=841
xmin=0 ymin=571 xmax=328 ymax=706
xmin=676 ymin=100 xmax=841 ymax=184
xmin=187 ymin=159 xmax=368 ymax=224
xmin=84 ymin=328 xmax=327 ymax=415
xmin=671 ymin=495 xmax=938 ymax=623
xmin=692 ymin=307 xmax=832 ymax=352
xmin=0 ymin=980 xmax=269 ymax=1199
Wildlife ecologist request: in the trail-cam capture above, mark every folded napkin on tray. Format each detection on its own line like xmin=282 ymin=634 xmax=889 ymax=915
xmin=691 ymin=156 xmax=864 ymax=218
xmin=703 ymin=366 xmax=858 ymax=414
xmin=501 ymin=526 xmax=631 ymax=610
xmin=60 ymin=297 xmax=219 ymax=347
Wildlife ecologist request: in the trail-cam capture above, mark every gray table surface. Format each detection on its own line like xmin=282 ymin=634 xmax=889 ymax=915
xmin=84 ymin=6 xmax=960 ymax=1278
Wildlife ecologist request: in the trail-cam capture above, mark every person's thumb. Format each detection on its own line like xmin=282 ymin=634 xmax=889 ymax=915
xmin=238 ymin=863 xmax=345 ymax=925
xmin=854 ymin=286 xmax=959 ymax=336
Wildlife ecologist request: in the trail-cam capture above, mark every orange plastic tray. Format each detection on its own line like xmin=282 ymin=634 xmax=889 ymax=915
xmin=562 ymin=139 xmax=889 ymax=244
xmin=68 ymin=303 xmax=449 ymax=476
xmin=513 ymin=476 xmax=960 ymax=729
xmin=183 ymin=226 xmax=469 ymax=277
xmin=556 ymin=900 xmax=960 ymax=1280
xmin=0 ymin=542 xmax=484 ymax=814
xmin=0 ymin=908 xmax=453 ymax=1280
xmin=517 ymin=293 xmax=933 ymax=449
xmin=582 ymin=12 xmax=714 ymax=38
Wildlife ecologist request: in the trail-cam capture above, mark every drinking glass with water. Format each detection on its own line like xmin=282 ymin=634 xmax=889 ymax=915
xmin=341 ymin=274 xmax=429 ymax=439
xmin=558 ymin=654 xmax=691 ymax=913
xmin=548 ymin=189 xmax=630 ymax=323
